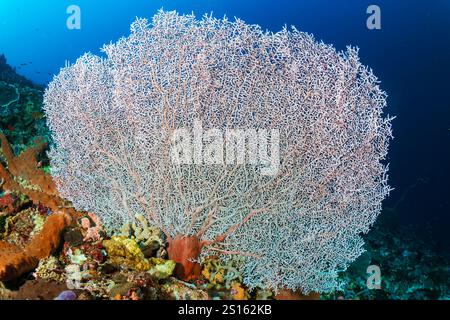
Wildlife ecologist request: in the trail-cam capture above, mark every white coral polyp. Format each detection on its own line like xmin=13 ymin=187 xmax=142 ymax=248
xmin=44 ymin=10 xmax=393 ymax=293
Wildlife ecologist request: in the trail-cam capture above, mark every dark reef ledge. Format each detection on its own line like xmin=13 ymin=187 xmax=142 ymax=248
xmin=0 ymin=54 xmax=49 ymax=152
xmin=0 ymin=54 xmax=42 ymax=90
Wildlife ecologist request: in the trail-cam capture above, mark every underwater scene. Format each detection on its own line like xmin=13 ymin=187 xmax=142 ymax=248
xmin=0 ymin=0 xmax=449 ymax=302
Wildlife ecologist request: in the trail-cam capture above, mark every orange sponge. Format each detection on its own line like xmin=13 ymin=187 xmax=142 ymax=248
xmin=0 ymin=213 xmax=71 ymax=281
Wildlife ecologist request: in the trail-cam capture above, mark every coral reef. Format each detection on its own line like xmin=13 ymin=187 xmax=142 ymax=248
xmin=0 ymin=52 xmax=248 ymax=299
xmin=0 ymin=212 xmax=71 ymax=281
xmin=201 ymin=256 xmax=250 ymax=299
xmin=103 ymin=236 xmax=152 ymax=271
xmin=0 ymin=54 xmax=40 ymax=89
xmin=119 ymin=214 xmax=165 ymax=257
xmin=11 ymin=279 xmax=69 ymax=300
xmin=0 ymin=192 xmax=447 ymax=300
xmin=0 ymin=132 xmax=68 ymax=212
xmin=321 ymin=214 xmax=450 ymax=300
xmin=102 ymin=235 xmax=175 ymax=277
xmin=120 ymin=214 xmax=162 ymax=246
xmin=147 ymin=258 xmax=176 ymax=280
xmin=34 ymin=256 xmax=66 ymax=282
xmin=160 ymin=278 xmax=210 ymax=300
xmin=1 ymin=206 xmax=44 ymax=242
xmin=44 ymin=10 xmax=393 ymax=293
xmin=81 ymin=212 xmax=103 ymax=242
xmin=0 ymin=56 xmax=88 ymax=288
xmin=0 ymin=82 xmax=19 ymax=109
xmin=0 ymin=54 xmax=48 ymax=152
xmin=0 ymin=45 xmax=445 ymax=300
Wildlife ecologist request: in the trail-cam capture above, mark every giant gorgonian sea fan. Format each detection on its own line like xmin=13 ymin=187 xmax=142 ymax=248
xmin=43 ymin=10 xmax=393 ymax=293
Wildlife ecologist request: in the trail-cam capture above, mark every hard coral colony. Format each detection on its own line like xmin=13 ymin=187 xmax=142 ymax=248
xmin=40 ymin=10 xmax=392 ymax=296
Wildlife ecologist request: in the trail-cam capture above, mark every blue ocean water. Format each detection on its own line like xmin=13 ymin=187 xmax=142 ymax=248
xmin=0 ymin=0 xmax=449 ymax=255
